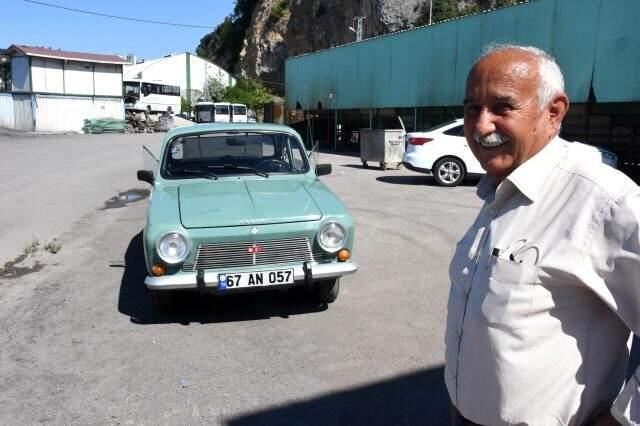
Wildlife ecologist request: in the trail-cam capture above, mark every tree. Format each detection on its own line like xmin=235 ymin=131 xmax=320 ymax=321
xmin=415 ymin=0 xmax=460 ymax=26
xmin=224 ymin=78 xmax=273 ymax=121
xmin=204 ymin=77 xmax=226 ymax=102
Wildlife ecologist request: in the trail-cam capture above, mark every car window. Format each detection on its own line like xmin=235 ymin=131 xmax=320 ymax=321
xmin=162 ymin=132 xmax=310 ymax=178
xmin=443 ymin=125 xmax=465 ymax=137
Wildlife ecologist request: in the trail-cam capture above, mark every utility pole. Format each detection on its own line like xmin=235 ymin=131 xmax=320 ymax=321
xmin=429 ymin=0 xmax=433 ymax=25
xmin=349 ymin=16 xmax=366 ymax=42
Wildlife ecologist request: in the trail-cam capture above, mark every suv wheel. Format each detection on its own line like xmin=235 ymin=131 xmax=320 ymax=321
xmin=433 ymin=157 xmax=465 ymax=187
xmin=314 ymin=278 xmax=340 ymax=303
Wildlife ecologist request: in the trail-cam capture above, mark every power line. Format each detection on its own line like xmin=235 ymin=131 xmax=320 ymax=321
xmin=24 ymin=0 xmax=213 ymax=29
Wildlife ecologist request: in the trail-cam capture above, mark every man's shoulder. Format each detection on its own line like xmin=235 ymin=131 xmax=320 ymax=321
xmin=556 ymin=139 xmax=638 ymax=202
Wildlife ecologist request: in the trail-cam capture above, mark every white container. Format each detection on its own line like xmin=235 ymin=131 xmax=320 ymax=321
xmin=359 ymin=128 xmax=405 ymax=170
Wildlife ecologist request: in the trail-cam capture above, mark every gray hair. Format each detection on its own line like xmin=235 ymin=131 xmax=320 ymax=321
xmin=477 ymin=44 xmax=565 ymax=110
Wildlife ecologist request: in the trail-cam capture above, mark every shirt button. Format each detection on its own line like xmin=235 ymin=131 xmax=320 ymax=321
xmin=455 ymin=330 xmax=462 ymax=339
xmin=488 ymin=208 xmax=497 ymax=216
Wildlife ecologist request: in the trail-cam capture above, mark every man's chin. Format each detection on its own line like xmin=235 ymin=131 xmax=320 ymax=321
xmin=482 ymin=158 xmax=515 ymax=182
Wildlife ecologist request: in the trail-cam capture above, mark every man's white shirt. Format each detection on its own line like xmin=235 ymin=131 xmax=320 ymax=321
xmin=445 ymin=137 xmax=640 ymax=425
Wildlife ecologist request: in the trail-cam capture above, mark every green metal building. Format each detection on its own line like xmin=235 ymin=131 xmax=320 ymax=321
xmin=284 ymin=0 xmax=640 ymax=165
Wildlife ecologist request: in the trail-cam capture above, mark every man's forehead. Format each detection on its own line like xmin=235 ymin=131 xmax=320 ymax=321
xmin=465 ymin=50 xmax=538 ymax=98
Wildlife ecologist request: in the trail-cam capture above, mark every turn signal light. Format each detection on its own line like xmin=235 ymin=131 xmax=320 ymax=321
xmin=337 ymin=249 xmax=351 ymax=262
xmin=152 ymin=263 xmax=167 ymax=276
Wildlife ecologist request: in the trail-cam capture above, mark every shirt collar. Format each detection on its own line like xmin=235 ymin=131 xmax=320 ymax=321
xmin=475 ymin=137 xmax=566 ymax=202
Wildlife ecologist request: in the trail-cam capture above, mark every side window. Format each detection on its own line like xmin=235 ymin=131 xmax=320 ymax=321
xmin=443 ymin=125 xmax=464 ymax=137
xmin=288 ymin=137 xmax=306 ymax=172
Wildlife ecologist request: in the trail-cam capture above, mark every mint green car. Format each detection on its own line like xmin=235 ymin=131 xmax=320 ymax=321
xmin=137 ymin=123 xmax=358 ymax=312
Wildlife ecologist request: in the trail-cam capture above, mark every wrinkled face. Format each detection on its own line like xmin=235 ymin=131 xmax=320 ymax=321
xmin=463 ymin=50 xmax=559 ymax=183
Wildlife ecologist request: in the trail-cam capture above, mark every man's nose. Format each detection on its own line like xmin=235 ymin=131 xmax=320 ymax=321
xmin=475 ymin=109 xmax=497 ymax=136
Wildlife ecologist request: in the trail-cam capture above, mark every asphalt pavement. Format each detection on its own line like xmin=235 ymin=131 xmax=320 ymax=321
xmin=0 ymin=133 xmax=482 ymax=424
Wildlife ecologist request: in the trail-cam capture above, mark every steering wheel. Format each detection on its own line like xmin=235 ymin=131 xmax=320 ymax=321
xmin=255 ymin=159 xmax=292 ymax=171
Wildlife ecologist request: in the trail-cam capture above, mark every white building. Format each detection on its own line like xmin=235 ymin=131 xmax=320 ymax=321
xmin=123 ymin=52 xmax=235 ymax=104
xmin=0 ymin=45 xmax=127 ymax=132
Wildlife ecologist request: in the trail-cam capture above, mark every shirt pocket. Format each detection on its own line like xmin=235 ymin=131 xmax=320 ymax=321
xmin=472 ymin=255 xmax=538 ymax=328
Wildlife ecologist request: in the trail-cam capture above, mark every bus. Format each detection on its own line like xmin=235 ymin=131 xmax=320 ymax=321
xmin=123 ymin=80 xmax=181 ymax=114
xmin=193 ymin=102 xmax=248 ymax=123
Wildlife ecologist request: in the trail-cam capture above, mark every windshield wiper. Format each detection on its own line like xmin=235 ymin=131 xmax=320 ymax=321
xmin=207 ymin=165 xmax=269 ymax=178
xmin=167 ymin=168 xmax=219 ymax=180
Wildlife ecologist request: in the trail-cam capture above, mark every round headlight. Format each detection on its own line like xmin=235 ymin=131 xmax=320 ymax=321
xmin=318 ymin=222 xmax=346 ymax=253
xmin=156 ymin=232 xmax=189 ymax=264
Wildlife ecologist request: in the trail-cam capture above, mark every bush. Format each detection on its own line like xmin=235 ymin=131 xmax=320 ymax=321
xmin=224 ymin=78 xmax=273 ymax=121
xmin=269 ymin=0 xmax=288 ymax=22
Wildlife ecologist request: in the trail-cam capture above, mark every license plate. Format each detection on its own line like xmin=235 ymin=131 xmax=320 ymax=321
xmin=218 ymin=269 xmax=294 ymax=289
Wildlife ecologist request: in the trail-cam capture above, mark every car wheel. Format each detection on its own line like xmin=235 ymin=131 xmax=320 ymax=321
xmin=150 ymin=289 xmax=176 ymax=313
xmin=314 ymin=278 xmax=340 ymax=303
xmin=433 ymin=157 xmax=465 ymax=187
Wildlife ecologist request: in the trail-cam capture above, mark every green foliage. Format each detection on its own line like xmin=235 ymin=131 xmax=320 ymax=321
xmin=494 ymin=0 xmax=519 ymax=8
xmin=181 ymin=96 xmax=191 ymax=114
xmin=195 ymin=1 xmax=259 ymax=70
xmin=224 ymin=78 xmax=273 ymax=120
xmin=414 ymin=0 xmax=520 ymax=26
xmin=205 ymin=78 xmax=226 ymax=102
xmin=269 ymin=0 xmax=289 ymax=22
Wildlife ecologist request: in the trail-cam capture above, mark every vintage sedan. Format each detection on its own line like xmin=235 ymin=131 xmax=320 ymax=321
xmin=137 ymin=123 xmax=358 ymax=312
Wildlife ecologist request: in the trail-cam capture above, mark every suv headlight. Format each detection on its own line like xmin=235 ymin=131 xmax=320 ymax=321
xmin=156 ymin=232 xmax=190 ymax=264
xmin=318 ymin=222 xmax=346 ymax=253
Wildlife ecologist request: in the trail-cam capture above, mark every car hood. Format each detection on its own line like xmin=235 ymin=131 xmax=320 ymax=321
xmin=178 ymin=179 xmax=322 ymax=228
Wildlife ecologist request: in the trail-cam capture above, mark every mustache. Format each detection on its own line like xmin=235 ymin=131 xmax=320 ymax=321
xmin=472 ymin=131 xmax=510 ymax=145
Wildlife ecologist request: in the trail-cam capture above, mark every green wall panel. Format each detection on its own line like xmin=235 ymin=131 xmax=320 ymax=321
xmin=285 ymin=0 xmax=639 ymax=110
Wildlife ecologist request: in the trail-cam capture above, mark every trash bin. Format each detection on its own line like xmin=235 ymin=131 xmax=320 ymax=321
xmin=359 ymin=128 xmax=405 ymax=170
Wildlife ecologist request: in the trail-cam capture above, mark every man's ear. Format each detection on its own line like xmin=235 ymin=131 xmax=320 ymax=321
xmin=548 ymin=93 xmax=569 ymax=136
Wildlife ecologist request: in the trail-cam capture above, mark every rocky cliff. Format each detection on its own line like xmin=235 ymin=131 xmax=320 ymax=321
xmin=197 ymin=0 xmax=517 ymax=93
xmin=235 ymin=0 xmax=422 ymax=91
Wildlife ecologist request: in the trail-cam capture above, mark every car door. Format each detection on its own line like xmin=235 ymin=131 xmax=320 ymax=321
xmin=442 ymin=124 xmax=483 ymax=175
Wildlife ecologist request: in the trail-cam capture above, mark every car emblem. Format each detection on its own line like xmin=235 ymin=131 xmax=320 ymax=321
xmin=250 ymin=227 xmax=259 ymax=235
xmin=247 ymin=245 xmax=264 ymax=254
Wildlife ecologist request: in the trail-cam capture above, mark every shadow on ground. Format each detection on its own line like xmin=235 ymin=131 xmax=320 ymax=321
xmin=375 ymin=175 xmax=479 ymax=187
xmin=225 ymin=366 xmax=449 ymax=426
xmin=117 ymin=232 xmax=328 ymax=325
xmin=341 ymin=163 xmax=404 ymax=172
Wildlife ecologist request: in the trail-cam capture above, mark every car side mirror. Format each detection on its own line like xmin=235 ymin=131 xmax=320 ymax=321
xmin=316 ymin=164 xmax=332 ymax=176
xmin=137 ymin=170 xmax=154 ymax=185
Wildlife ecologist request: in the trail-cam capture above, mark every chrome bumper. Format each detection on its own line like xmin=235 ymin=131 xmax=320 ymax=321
xmin=144 ymin=261 xmax=359 ymax=290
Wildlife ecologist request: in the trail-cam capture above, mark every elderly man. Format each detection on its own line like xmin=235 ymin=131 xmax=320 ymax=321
xmin=446 ymin=44 xmax=640 ymax=425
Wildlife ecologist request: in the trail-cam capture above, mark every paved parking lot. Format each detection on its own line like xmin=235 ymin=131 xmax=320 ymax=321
xmin=0 ymin=133 xmax=482 ymax=424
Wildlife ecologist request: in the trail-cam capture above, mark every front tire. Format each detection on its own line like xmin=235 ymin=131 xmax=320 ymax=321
xmin=433 ymin=157 xmax=465 ymax=187
xmin=314 ymin=278 xmax=340 ymax=303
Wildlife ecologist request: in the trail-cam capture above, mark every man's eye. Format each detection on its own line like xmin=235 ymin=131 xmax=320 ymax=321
xmin=493 ymin=103 xmax=512 ymax=114
xmin=464 ymin=105 xmax=479 ymax=114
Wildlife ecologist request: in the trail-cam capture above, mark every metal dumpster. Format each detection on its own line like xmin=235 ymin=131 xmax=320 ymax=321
xmin=359 ymin=118 xmax=406 ymax=170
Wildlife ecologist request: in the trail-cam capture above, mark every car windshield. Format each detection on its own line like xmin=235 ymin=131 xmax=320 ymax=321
xmin=162 ymin=131 xmax=310 ymax=179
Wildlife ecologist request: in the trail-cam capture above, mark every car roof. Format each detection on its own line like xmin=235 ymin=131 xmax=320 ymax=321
xmin=163 ymin=123 xmax=303 ymax=145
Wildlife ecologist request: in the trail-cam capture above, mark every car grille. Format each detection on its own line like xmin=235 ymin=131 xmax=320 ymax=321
xmin=182 ymin=237 xmax=317 ymax=271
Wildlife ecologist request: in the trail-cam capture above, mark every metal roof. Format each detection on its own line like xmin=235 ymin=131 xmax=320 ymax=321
xmin=6 ymin=45 xmax=128 ymax=64
xmin=285 ymin=0 xmax=640 ymax=110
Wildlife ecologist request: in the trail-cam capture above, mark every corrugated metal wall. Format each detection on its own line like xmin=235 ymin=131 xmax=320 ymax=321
xmin=0 ymin=94 xmax=15 ymax=129
xmin=285 ymin=0 xmax=640 ymax=110
xmin=34 ymin=95 xmax=124 ymax=132
xmin=13 ymin=94 xmax=34 ymax=131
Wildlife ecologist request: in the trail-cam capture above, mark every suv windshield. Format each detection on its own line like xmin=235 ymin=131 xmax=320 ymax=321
xmin=162 ymin=132 xmax=310 ymax=179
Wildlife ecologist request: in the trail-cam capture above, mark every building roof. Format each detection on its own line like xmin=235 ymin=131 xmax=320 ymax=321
xmin=6 ymin=45 xmax=128 ymax=64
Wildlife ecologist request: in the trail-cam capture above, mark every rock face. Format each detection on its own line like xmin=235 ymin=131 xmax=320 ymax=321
xmin=235 ymin=0 xmax=424 ymax=92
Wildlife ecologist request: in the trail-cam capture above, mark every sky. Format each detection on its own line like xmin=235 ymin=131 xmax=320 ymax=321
xmin=0 ymin=0 xmax=236 ymax=60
